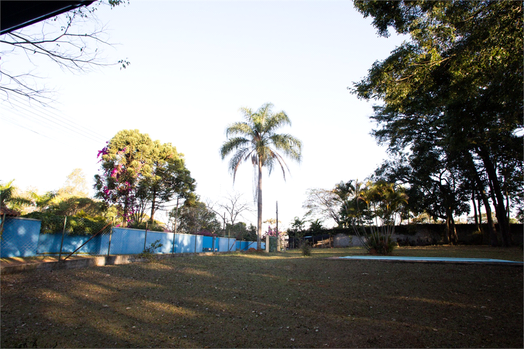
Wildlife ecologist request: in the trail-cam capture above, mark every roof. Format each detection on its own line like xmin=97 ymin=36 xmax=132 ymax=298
xmin=0 ymin=206 xmax=20 ymax=217
xmin=1 ymin=1 xmax=95 ymax=35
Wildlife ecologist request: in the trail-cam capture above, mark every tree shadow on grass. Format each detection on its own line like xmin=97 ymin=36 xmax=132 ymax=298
xmin=1 ymin=254 xmax=522 ymax=348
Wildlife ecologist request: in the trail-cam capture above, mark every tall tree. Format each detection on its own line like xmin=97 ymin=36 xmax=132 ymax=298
xmin=302 ymin=188 xmax=341 ymax=227
xmin=175 ymin=200 xmax=221 ymax=235
xmin=135 ymin=141 xmax=196 ymax=224
xmin=220 ymin=103 xmax=302 ymax=250
xmin=59 ymin=168 xmax=89 ymax=198
xmin=94 ymin=129 xmax=155 ymax=225
xmin=351 ymin=0 xmax=523 ymax=246
xmin=95 ymin=129 xmax=195 ymax=227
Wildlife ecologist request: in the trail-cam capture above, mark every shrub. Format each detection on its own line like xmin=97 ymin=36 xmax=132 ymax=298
xmin=138 ymin=240 xmax=164 ymax=262
xmin=365 ymin=231 xmax=397 ymax=255
xmin=301 ymin=242 xmax=312 ymax=256
xmin=23 ymin=212 xmax=109 ymax=235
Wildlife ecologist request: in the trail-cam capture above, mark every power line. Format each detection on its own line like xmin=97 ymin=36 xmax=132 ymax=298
xmin=0 ymin=94 xmax=108 ymax=144
xmin=0 ymin=113 xmax=56 ymax=141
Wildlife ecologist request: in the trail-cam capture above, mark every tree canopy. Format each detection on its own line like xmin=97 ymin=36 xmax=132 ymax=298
xmin=94 ymin=129 xmax=195 ymax=227
xmin=351 ymin=0 xmax=523 ymax=246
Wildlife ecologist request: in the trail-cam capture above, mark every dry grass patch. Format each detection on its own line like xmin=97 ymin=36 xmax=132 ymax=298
xmin=1 ymin=248 xmax=522 ymax=348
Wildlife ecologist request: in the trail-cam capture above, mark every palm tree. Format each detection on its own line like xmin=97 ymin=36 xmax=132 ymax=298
xmin=220 ymin=103 xmax=302 ymax=250
xmin=0 ymin=180 xmax=31 ymax=212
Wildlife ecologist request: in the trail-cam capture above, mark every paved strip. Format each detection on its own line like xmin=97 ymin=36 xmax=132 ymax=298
xmin=332 ymin=256 xmax=524 ymax=265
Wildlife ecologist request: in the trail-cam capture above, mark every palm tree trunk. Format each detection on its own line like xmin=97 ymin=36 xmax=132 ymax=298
xmin=257 ymin=162 xmax=263 ymax=250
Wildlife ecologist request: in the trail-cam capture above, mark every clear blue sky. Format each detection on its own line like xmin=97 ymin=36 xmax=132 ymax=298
xmin=0 ymin=0 xmax=406 ymax=230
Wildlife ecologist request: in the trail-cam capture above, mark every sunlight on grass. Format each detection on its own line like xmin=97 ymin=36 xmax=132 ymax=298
xmin=179 ymin=267 xmax=214 ymax=278
xmin=386 ymin=295 xmax=476 ymax=309
xmin=142 ymin=300 xmax=198 ymax=318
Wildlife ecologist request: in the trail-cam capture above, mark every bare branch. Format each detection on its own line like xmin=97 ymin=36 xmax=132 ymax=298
xmin=0 ymin=2 xmax=129 ymax=105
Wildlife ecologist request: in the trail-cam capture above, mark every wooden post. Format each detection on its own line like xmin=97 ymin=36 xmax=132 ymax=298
xmin=107 ymin=220 xmax=113 ymax=256
xmin=58 ymin=216 xmax=67 ymax=262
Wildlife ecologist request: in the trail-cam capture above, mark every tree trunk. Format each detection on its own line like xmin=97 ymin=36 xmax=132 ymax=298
xmin=466 ymin=150 xmax=498 ymax=246
xmin=445 ymin=207 xmax=458 ymax=244
xmin=150 ymin=188 xmax=157 ymax=224
xmin=478 ymin=146 xmax=511 ymax=246
xmin=257 ymin=162 xmax=263 ymax=250
xmin=472 ymin=192 xmax=479 ymax=228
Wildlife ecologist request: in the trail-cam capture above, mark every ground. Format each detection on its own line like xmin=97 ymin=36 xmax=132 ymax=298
xmin=1 ymin=247 xmax=523 ymax=348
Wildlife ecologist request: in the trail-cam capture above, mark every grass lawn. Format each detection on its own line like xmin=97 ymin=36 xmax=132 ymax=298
xmin=1 ymin=246 xmax=522 ymax=348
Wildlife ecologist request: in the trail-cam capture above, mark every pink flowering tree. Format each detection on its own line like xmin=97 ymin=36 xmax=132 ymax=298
xmin=95 ymin=130 xmax=196 ymax=228
xmin=94 ymin=130 xmax=154 ymax=226
xmin=263 ymin=226 xmax=282 ymax=238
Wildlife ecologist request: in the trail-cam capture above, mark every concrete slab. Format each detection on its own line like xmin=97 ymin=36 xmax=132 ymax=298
xmin=332 ymin=255 xmax=524 ymax=266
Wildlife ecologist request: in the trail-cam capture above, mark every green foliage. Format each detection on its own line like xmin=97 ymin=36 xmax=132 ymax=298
xmin=172 ymin=201 xmax=221 ymax=235
xmin=138 ymin=239 xmax=164 ymax=262
xmin=47 ymin=196 xmax=106 ymax=218
xmin=127 ymin=221 xmax=165 ymax=232
xmin=0 ymin=180 xmax=31 ymax=213
xmin=309 ymin=219 xmax=323 ymax=234
xmin=95 ymin=130 xmax=195 ymax=226
xmin=22 ymin=212 xmax=109 ymax=235
xmin=287 ymin=216 xmax=307 ymax=240
xmin=301 ymin=242 xmax=312 ymax=256
xmin=58 ymin=169 xmax=89 ymax=197
xmin=144 ymin=239 xmax=163 ymax=254
xmin=364 ymin=229 xmax=397 ymax=255
xmin=351 ymin=0 xmax=523 ymax=246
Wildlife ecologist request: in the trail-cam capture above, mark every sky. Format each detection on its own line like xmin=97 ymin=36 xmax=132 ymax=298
xmin=0 ymin=0 xmax=407 ymax=231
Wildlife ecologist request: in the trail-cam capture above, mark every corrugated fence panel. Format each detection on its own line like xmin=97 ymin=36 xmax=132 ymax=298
xmin=217 ymin=237 xmax=236 ymax=252
xmin=145 ymin=231 xmax=174 ymax=254
xmin=175 ymin=233 xmax=195 ymax=253
xmin=0 ymin=218 xmax=41 ymax=258
xmin=109 ymin=228 xmax=146 ymax=255
xmin=203 ymin=236 xmax=214 ymax=251
xmin=196 ymin=235 xmax=204 ymax=253
xmin=1 ymin=217 xmax=260 ymax=257
xmin=37 ymin=234 xmax=101 ymax=255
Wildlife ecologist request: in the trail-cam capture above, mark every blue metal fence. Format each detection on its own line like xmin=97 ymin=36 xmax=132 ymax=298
xmin=1 ymin=217 xmax=263 ymax=258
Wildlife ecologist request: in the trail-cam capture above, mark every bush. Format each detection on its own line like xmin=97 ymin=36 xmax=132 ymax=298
xmin=366 ymin=232 xmax=397 ymax=255
xmin=23 ymin=212 xmax=109 ymax=235
xmin=128 ymin=221 xmax=165 ymax=232
xmin=301 ymin=242 xmax=312 ymax=256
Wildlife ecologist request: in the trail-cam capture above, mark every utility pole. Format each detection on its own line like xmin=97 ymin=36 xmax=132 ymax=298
xmin=276 ymin=201 xmax=280 ymax=252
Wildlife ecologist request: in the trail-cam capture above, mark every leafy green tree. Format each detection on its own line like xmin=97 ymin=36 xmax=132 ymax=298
xmin=94 ymin=129 xmax=155 ymax=225
xmin=220 ymin=103 xmax=302 ymax=250
xmin=134 ymin=141 xmax=196 ymax=224
xmin=351 ymin=180 xmax=407 ymax=255
xmin=308 ymin=219 xmax=323 ymax=234
xmin=175 ymin=201 xmax=221 ymax=235
xmin=95 ymin=129 xmax=195 ymax=227
xmin=334 ymin=180 xmax=370 ymax=227
xmin=351 ymin=0 xmax=522 ymax=246
xmin=47 ymin=197 xmax=106 ymax=218
xmin=58 ymin=168 xmax=89 ymax=198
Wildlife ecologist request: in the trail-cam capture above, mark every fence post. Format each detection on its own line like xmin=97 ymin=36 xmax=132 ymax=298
xmin=58 ymin=216 xmax=67 ymax=262
xmin=143 ymin=222 xmax=149 ymax=252
xmin=107 ymin=222 xmax=113 ymax=256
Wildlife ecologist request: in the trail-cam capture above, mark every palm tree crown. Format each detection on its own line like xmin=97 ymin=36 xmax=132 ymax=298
xmin=220 ymin=102 xmax=302 ymax=249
